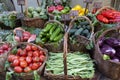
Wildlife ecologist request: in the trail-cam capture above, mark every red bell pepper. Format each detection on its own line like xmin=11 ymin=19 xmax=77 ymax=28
xmin=56 ymin=5 xmax=64 ymax=11
xmin=48 ymin=6 xmax=56 ymax=13
xmin=97 ymin=14 xmax=109 ymax=23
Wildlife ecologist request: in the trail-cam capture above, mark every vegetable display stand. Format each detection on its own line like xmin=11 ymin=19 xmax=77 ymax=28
xmin=39 ymin=20 xmax=64 ymax=52
xmin=0 ymin=42 xmax=11 ymax=73
xmin=44 ymin=29 xmax=95 ymax=80
xmin=21 ymin=0 xmax=47 ymax=28
xmin=93 ymin=6 xmax=117 ymax=32
xmin=68 ymin=16 xmax=94 ymax=52
xmin=6 ymin=42 xmax=48 ymax=80
xmin=94 ymin=27 xmax=120 ymax=80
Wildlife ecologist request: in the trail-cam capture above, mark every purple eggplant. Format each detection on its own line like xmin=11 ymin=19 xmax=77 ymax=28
xmin=100 ymin=44 xmax=116 ymax=57
xmin=105 ymin=37 xmax=120 ymax=47
xmin=115 ymin=48 xmax=120 ymax=58
xmin=112 ymin=58 xmax=119 ymax=62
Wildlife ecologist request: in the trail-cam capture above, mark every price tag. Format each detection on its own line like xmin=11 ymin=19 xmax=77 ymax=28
xmin=70 ymin=10 xmax=79 ymax=17
xmin=83 ymin=0 xmax=93 ymax=3
xmin=93 ymin=2 xmax=102 ymax=9
xmin=17 ymin=0 xmax=25 ymax=5
xmin=16 ymin=30 xmax=23 ymax=40
xmin=61 ymin=14 xmax=71 ymax=21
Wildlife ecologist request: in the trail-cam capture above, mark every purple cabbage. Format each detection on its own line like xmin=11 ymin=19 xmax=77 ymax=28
xmin=100 ymin=44 xmax=116 ymax=57
xmin=105 ymin=37 xmax=120 ymax=47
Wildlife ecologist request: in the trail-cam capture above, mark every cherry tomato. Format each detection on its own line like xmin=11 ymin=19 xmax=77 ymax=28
xmin=20 ymin=61 xmax=28 ymax=68
xmin=31 ymin=46 xmax=38 ymax=51
xmin=12 ymin=59 xmax=20 ymax=67
xmin=33 ymin=51 xmax=39 ymax=57
xmin=26 ymin=45 xmax=32 ymax=51
xmin=40 ymin=55 xmax=45 ymax=62
xmin=14 ymin=66 xmax=23 ymax=73
xmin=31 ymin=63 xmax=39 ymax=70
xmin=19 ymin=57 xmax=25 ymax=61
xmin=33 ymin=57 xmax=40 ymax=62
xmin=26 ymin=57 xmax=32 ymax=64
xmin=27 ymin=51 xmax=33 ymax=57
xmin=8 ymin=55 xmax=15 ymax=62
xmin=24 ymin=66 xmax=32 ymax=73
xmin=17 ymin=48 xmax=22 ymax=56
xmin=20 ymin=49 xmax=27 ymax=57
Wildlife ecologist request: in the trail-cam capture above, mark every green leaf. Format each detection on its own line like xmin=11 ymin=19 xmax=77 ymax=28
xmin=34 ymin=70 xmax=40 ymax=80
xmin=6 ymin=71 xmax=14 ymax=80
xmin=4 ymin=61 xmax=10 ymax=71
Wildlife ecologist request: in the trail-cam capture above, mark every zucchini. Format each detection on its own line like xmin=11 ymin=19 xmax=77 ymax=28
xmin=43 ymin=23 xmax=53 ymax=32
xmin=81 ymin=29 xmax=89 ymax=37
xmin=80 ymin=21 xmax=89 ymax=26
xmin=50 ymin=27 xmax=61 ymax=41
xmin=53 ymin=34 xmax=63 ymax=42
xmin=49 ymin=25 xmax=56 ymax=35
xmin=74 ymin=28 xmax=83 ymax=36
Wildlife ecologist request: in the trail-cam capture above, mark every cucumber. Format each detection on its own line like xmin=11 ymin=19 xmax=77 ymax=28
xmin=80 ymin=21 xmax=89 ymax=26
xmin=43 ymin=23 xmax=53 ymax=32
xmin=53 ymin=34 xmax=63 ymax=42
xmin=74 ymin=28 xmax=83 ymax=36
xmin=50 ymin=27 xmax=61 ymax=41
xmin=86 ymin=25 xmax=91 ymax=30
xmin=49 ymin=25 xmax=56 ymax=35
xmin=69 ymin=29 xmax=77 ymax=34
xmin=81 ymin=29 xmax=90 ymax=37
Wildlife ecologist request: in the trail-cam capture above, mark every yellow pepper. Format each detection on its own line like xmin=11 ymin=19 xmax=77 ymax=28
xmin=72 ymin=5 xmax=82 ymax=11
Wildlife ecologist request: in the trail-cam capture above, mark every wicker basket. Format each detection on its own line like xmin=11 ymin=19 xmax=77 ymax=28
xmin=0 ymin=42 xmax=11 ymax=73
xmin=94 ymin=27 xmax=120 ymax=80
xmin=68 ymin=16 xmax=94 ymax=52
xmin=94 ymin=6 xmax=116 ymax=32
xmin=22 ymin=0 xmax=47 ymax=28
xmin=43 ymin=20 xmax=64 ymax=52
xmin=7 ymin=42 xmax=48 ymax=80
xmin=44 ymin=30 xmax=91 ymax=80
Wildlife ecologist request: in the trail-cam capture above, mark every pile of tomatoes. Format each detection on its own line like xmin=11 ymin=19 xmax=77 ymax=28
xmin=7 ymin=45 xmax=46 ymax=73
xmin=0 ymin=43 xmax=11 ymax=55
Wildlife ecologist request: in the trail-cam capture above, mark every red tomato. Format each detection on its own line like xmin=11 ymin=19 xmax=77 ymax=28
xmin=13 ymin=56 xmax=19 ymax=61
xmin=33 ymin=57 xmax=40 ymax=62
xmin=17 ymin=48 xmax=22 ymax=56
xmin=14 ymin=66 xmax=23 ymax=73
xmin=27 ymin=51 xmax=33 ymax=57
xmin=33 ymin=51 xmax=39 ymax=57
xmin=8 ymin=55 xmax=15 ymax=62
xmin=24 ymin=66 xmax=32 ymax=73
xmin=40 ymin=55 xmax=45 ymax=62
xmin=2 ymin=44 xmax=9 ymax=50
xmin=19 ymin=57 xmax=25 ymax=61
xmin=20 ymin=61 xmax=28 ymax=68
xmin=39 ymin=50 xmax=44 ymax=55
xmin=20 ymin=49 xmax=27 ymax=57
xmin=0 ymin=49 xmax=4 ymax=53
xmin=26 ymin=57 xmax=32 ymax=64
xmin=12 ymin=59 xmax=20 ymax=67
xmin=31 ymin=63 xmax=39 ymax=70
xmin=31 ymin=46 xmax=38 ymax=51
xmin=37 ymin=62 xmax=42 ymax=67
xmin=25 ymin=45 xmax=32 ymax=51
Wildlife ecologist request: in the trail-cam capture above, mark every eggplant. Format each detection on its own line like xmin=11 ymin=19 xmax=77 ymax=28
xmin=112 ymin=58 xmax=119 ymax=62
xmin=115 ymin=48 xmax=120 ymax=58
xmin=100 ymin=44 xmax=116 ymax=57
xmin=105 ymin=37 xmax=120 ymax=47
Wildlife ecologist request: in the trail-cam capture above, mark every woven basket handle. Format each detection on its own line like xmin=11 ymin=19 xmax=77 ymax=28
xmin=68 ymin=16 xmax=94 ymax=40
xmin=25 ymin=0 xmax=40 ymax=16
xmin=96 ymin=27 xmax=119 ymax=43
xmin=95 ymin=6 xmax=115 ymax=15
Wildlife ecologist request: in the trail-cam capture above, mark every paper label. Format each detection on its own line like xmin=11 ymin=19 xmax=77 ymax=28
xmin=17 ymin=0 xmax=25 ymax=5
